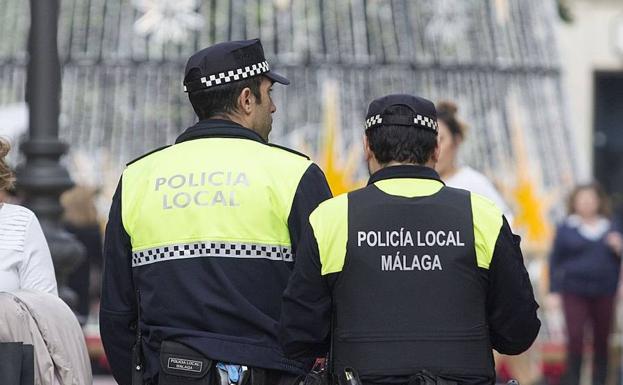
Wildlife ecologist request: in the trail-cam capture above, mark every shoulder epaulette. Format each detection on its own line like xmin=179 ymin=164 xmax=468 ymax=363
xmin=268 ymin=143 xmax=310 ymax=160
xmin=126 ymin=145 xmax=172 ymax=166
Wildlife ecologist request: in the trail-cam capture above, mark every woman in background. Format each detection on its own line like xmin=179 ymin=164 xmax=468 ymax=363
xmin=0 ymin=137 xmax=57 ymax=295
xmin=435 ymin=101 xmax=513 ymax=221
xmin=550 ymin=183 xmax=623 ymax=385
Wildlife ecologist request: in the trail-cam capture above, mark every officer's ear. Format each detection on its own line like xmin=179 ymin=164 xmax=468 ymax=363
xmin=431 ymin=139 xmax=441 ymax=164
xmin=238 ymin=87 xmax=256 ymax=116
xmin=363 ymin=134 xmax=374 ymax=162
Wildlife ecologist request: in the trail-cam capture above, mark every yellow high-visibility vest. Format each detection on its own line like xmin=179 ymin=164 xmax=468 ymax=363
xmin=121 ymin=137 xmax=313 ymax=266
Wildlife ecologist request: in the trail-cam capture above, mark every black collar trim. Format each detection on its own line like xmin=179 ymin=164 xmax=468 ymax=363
xmin=176 ymin=119 xmax=266 ymax=144
xmin=367 ymin=165 xmax=445 ymax=186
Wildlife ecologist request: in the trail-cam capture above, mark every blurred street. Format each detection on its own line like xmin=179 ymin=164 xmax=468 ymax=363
xmin=93 ymin=376 xmax=116 ymax=385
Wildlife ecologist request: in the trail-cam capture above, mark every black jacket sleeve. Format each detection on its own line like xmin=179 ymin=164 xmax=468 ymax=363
xmin=487 ymin=217 xmax=541 ymax=355
xmin=287 ymin=164 xmax=332 ymax=254
xmin=280 ymin=223 xmax=334 ymax=360
xmin=100 ymin=179 xmax=138 ymax=385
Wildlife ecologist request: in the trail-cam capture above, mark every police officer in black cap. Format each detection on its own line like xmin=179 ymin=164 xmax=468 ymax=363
xmin=280 ymin=94 xmax=541 ymax=385
xmin=101 ymin=39 xmax=332 ymax=385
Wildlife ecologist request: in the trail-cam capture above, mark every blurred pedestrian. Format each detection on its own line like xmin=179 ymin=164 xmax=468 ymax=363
xmin=435 ymin=101 xmax=513 ymax=221
xmin=549 ymin=183 xmax=623 ymax=385
xmin=0 ymin=137 xmax=57 ymax=295
xmin=61 ymin=186 xmax=103 ymax=325
xmin=100 ymin=39 xmax=332 ymax=385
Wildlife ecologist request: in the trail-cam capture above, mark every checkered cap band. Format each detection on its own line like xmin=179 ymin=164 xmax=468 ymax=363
xmin=132 ymin=240 xmax=293 ymax=267
xmin=365 ymin=115 xmax=383 ymax=129
xmin=183 ymin=61 xmax=270 ymax=92
xmin=365 ymin=113 xmax=438 ymax=132
xmin=414 ymin=114 xmax=438 ymax=131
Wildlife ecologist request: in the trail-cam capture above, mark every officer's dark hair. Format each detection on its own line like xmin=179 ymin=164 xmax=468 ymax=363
xmin=187 ymin=69 xmax=263 ymax=120
xmin=365 ymin=105 xmax=438 ymax=165
xmin=436 ymin=100 xmax=468 ymax=140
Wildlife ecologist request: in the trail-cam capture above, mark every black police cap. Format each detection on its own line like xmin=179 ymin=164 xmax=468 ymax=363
xmin=364 ymin=94 xmax=438 ymax=133
xmin=183 ymin=38 xmax=289 ymax=93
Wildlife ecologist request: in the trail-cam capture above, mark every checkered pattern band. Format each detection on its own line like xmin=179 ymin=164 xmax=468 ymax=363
xmin=365 ymin=114 xmax=438 ymax=132
xmin=414 ymin=114 xmax=438 ymax=131
xmin=365 ymin=115 xmax=383 ymax=129
xmin=132 ymin=240 xmax=293 ymax=267
xmin=183 ymin=61 xmax=270 ymax=92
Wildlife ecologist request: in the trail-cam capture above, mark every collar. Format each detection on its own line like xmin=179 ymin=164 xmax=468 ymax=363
xmin=367 ymin=165 xmax=444 ymax=185
xmin=566 ymin=215 xmax=611 ymax=241
xmin=176 ymin=119 xmax=266 ymax=144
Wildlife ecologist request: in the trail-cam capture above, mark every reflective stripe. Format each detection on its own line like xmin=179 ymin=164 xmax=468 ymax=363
xmin=132 ymin=240 xmax=293 ymax=267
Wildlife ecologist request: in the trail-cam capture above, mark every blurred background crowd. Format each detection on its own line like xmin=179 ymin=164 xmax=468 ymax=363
xmin=0 ymin=0 xmax=622 ymax=384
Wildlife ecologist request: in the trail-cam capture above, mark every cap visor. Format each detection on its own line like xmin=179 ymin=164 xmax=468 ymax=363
xmin=265 ymin=71 xmax=290 ymax=85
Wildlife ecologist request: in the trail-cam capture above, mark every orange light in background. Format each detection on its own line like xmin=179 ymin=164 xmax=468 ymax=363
xmin=507 ymin=93 xmax=554 ymax=249
xmin=513 ymin=176 xmax=553 ymax=246
xmin=315 ymin=80 xmax=364 ymax=196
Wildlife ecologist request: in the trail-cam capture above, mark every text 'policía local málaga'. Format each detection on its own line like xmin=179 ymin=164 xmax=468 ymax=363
xmin=357 ymin=229 xmax=465 ymax=271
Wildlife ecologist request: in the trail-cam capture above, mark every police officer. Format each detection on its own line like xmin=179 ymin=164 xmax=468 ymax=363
xmin=100 ymin=39 xmax=332 ymax=385
xmin=279 ymin=94 xmax=541 ymax=385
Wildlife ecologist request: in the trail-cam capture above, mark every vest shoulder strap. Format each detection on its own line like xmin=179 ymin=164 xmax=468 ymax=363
xmin=311 ymin=193 xmax=349 ymax=276
xmin=267 ymin=143 xmax=310 ymax=160
xmin=126 ymin=145 xmax=172 ymax=166
xmin=469 ymin=192 xmax=503 ymax=270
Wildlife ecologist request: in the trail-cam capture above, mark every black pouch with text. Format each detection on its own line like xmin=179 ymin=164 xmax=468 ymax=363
xmin=158 ymin=341 xmax=213 ymax=385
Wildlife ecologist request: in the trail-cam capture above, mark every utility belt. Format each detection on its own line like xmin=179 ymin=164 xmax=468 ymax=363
xmin=304 ymin=365 xmax=519 ymax=385
xmin=137 ymin=340 xmax=302 ymax=385
xmin=303 ymin=367 xmax=458 ymax=385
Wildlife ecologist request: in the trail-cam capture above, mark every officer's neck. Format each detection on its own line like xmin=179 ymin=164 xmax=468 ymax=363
xmin=371 ymin=160 xmax=436 ymax=175
xmin=210 ymin=113 xmax=262 ymax=137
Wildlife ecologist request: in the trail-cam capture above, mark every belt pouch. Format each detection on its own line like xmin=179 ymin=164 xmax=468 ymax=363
xmin=158 ymin=341 xmax=213 ymax=385
xmin=408 ymin=371 xmax=457 ymax=385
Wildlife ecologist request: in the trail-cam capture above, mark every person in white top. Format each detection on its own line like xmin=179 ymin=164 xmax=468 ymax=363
xmin=0 ymin=137 xmax=57 ymax=295
xmin=435 ymin=101 xmax=514 ymax=223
